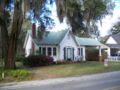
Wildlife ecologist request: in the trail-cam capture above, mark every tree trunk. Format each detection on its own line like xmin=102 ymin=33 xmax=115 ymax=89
xmin=0 ymin=0 xmax=23 ymax=69
xmin=5 ymin=9 xmax=23 ymax=69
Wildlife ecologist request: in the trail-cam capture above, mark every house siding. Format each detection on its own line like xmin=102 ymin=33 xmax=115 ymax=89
xmin=25 ymin=35 xmax=32 ymax=57
xmin=106 ymin=37 xmax=117 ymax=44
xmin=59 ymin=31 xmax=78 ymax=60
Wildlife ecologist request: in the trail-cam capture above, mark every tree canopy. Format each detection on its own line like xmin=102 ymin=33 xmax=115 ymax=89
xmin=56 ymin=0 xmax=115 ymax=37
xmin=110 ymin=19 xmax=120 ymax=35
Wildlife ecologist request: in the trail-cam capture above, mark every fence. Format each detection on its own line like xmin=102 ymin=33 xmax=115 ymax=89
xmin=108 ymin=56 xmax=120 ymax=61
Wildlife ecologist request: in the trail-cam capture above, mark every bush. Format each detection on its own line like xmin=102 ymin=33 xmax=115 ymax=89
xmin=23 ymin=55 xmax=54 ymax=67
xmin=15 ymin=55 xmax=26 ymax=62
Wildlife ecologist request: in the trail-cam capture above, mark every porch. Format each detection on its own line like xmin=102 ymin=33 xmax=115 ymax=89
xmin=106 ymin=44 xmax=120 ymax=61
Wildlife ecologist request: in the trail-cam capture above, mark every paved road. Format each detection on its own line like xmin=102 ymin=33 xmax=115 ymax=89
xmin=1 ymin=71 xmax=120 ymax=90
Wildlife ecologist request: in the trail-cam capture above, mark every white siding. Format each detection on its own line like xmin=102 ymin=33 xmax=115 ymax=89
xmin=59 ymin=32 xmax=78 ymax=60
xmin=106 ymin=37 xmax=117 ymax=44
xmin=25 ymin=35 xmax=32 ymax=57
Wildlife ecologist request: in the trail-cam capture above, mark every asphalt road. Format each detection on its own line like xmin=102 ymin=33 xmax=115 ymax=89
xmin=1 ymin=71 xmax=120 ymax=90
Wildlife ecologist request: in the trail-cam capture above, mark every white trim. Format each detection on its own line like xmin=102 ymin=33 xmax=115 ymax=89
xmin=107 ymin=48 xmax=111 ymax=58
xmin=99 ymin=46 xmax=102 ymax=56
xmin=23 ymin=32 xmax=29 ymax=48
xmin=83 ymin=47 xmax=86 ymax=61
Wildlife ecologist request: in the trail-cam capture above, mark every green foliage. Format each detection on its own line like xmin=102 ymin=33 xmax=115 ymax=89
xmin=15 ymin=55 xmax=26 ymax=62
xmin=0 ymin=68 xmax=30 ymax=81
xmin=10 ymin=69 xmax=30 ymax=80
xmin=110 ymin=21 xmax=120 ymax=35
xmin=57 ymin=0 xmax=114 ymax=37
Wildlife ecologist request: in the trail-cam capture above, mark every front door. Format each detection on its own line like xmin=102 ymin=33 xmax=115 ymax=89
xmin=67 ymin=48 xmax=71 ymax=60
xmin=64 ymin=47 xmax=74 ymax=60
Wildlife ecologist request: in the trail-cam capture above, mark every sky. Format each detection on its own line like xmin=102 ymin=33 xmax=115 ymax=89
xmin=98 ymin=0 xmax=120 ymax=36
xmin=50 ymin=0 xmax=120 ymax=36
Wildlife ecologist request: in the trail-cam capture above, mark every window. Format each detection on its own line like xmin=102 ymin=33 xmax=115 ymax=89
xmin=42 ymin=47 xmax=46 ymax=55
xmin=78 ymin=48 xmax=80 ymax=55
xmin=80 ymin=48 xmax=83 ymax=56
xmin=39 ymin=47 xmax=42 ymax=55
xmin=78 ymin=48 xmax=83 ymax=56
xmin=53 ymin=47 xmax=57 ymax=56
xmin=48 ymin=47 xmax=51 ymax=56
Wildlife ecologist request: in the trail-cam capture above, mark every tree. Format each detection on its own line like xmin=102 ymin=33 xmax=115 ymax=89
xmin=110 ymin=20 xmax=120 ymax=35
xmin=0 ymin=0 xmax=53 ymax=69
xmin=56 ymin=0 xmax=114 ymax=37
xmin=0 ymin=0 xmax=24 ymax=69
xmin=56 ymin=0 xmax=84 ymax=35
xmin=83 ymin=0 xmax=114 ymax=37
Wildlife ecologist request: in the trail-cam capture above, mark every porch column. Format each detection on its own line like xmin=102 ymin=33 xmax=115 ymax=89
xmin=99 ymin=46 xmax=102 ymax=62
xmin=51 ymin=47 xmax=53 ymax=56
xmin=46 ymin=47 xmax=48 ymax=56
xmin=83 ymin=47 xmax=86 ymax=61
xmin=107 ymin=48 xmax=111 ymax=58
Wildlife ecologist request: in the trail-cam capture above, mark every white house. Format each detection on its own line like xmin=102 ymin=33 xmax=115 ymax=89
xmin=105 ymin=33 xmax=120 ymax=61
xmin=24 ymin=24 xmax=102 ymax=61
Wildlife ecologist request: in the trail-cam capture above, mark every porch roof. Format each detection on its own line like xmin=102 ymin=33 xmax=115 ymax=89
xmin=75 ymin=36 xmax=101 ymax=46
xmin=106 ymin=44 xmax=120 ymax=49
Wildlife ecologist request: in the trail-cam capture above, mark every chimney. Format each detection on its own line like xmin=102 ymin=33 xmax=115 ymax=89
xmin=32 ymin=23 xmax=36 ymax=38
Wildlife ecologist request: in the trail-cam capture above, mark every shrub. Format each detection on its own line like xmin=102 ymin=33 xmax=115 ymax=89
xmin=24 ymin=55 xmax=54 ymax=67
xmin=15 ymin=55 xmax=26 ymax=62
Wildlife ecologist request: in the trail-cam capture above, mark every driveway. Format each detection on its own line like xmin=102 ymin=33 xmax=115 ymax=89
xmin=0 ymin=71 xmax=120 ymax=90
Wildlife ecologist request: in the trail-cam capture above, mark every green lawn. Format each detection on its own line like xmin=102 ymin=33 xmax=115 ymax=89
xmin=0 ymin=61 xmax=120 ymax=82
xmin=30 ymin=61 xmax=120 ymax=80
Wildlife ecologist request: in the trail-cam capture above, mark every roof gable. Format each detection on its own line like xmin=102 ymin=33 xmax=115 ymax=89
xmin=60 ymin=31 xmax=79 ymax=46
xmin=111 ymin=33 xmax=120 ymax=44
xmin=106 ymin=36 xmax=117 ymax=44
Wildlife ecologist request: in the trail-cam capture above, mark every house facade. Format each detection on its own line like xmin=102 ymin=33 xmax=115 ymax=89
xmin=24 ymin=24 xmax=102 ymax=61
xmin=105 ymin=33 xmax=120 ymax=60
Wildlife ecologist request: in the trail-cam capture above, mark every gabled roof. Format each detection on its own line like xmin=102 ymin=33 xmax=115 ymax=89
xmin=75 ymin=36 xmax=101 ymax=46
xmin=26 ymin=29 xmax=101 ymax=46
xmin=111 ymin=32 xmax=120 ymax=44
xmin=33 ymin=30 xmax=68 ymax=45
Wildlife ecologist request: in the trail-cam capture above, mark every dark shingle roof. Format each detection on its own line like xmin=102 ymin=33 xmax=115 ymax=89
xmin=112 ymin=32 xmax=120 ymax=44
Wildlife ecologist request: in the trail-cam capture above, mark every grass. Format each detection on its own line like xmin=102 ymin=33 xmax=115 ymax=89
xmin=0 ymin=68 xmax=30 ymax=83
xmin=29 ymin=61 xmax=120 ymax=80
xmin=0 ymin=61 xmax=120 ymax=83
